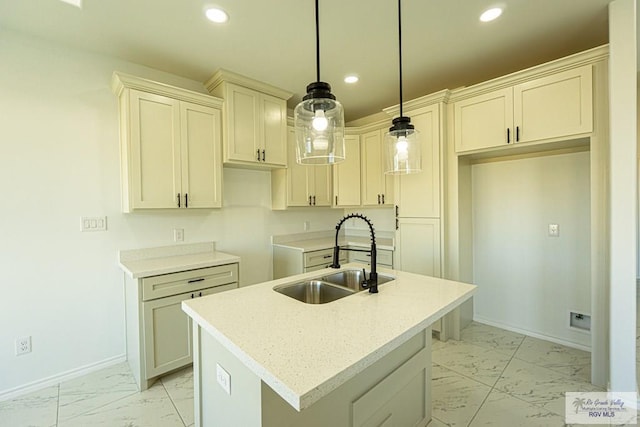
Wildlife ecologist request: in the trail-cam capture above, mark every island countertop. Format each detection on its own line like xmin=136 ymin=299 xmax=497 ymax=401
xmin=182 ymin=264 xmax=475 ymax=411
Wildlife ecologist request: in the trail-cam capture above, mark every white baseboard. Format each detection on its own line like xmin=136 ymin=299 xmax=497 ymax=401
xmin=0 ymin=354 xmax=127 ymax=402
xmin=473 ymin=316 xmax=592 ymax=352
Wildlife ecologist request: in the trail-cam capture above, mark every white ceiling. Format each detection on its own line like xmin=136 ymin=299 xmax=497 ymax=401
xmin=0 ymin=0 xmax=613 ymax=121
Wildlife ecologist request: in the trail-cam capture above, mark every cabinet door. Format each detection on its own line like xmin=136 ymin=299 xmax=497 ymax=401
xmin=514 ymin=65 xmax=592 ymax=143
xmin=285 ymin=127 xmax=312 ymax=206
xmin=395 ymin=105 xmax=441 ymax=218
xmin=454 ymin=88 xmax=513 ymax=153
xmin=260 ymin=93 xmax=287 ymax=166
xmin=311 ymin=164 xmax=332 ymax=206
xmin=395 ymin=218 xmax=441 ymax=277
xmin=129 ymin=90 xmax=181 ymax=209
xmin=334 ymin=135 xmax=361 ymax=206
xmin=180 ymin=102 xmax=222 ymax=208
xmin=225 ymin=83 xmax=261 ymax=163
xmin=143 ymin=283 xmax=236 ymax=379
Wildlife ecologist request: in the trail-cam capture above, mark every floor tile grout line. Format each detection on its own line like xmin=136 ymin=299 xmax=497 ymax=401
xmin=161 ymin=379 xmax=188 ymax=427
xmin=465 ymin=333 xmax=527 ymax=426
xmin=55 ymin=383 xmax=60 ymax=427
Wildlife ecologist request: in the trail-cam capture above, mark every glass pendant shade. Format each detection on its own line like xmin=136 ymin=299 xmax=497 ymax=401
xmin=294 ymin=81 xmax=345 ymax=165
xmin=384 ymin=116 xmax=421 ymax=174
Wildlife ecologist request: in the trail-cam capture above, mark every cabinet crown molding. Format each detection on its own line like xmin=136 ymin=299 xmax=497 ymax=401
xmin=205 ymin=69 xmax=293 ymax=100
xmin=111 ymin=72 xmax=223 ymax=108
xmin=383 ymin=89 xmax=450 ymax=117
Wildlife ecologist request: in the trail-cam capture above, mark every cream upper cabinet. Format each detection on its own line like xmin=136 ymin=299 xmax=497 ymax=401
xmin=333 ymin=134 xmax=361 ymax=207
xmin=361 ymin=129 xmax=394 ymax=206
xmin=206 ymin=70 xmax=292 ymax=168
xmin=454 ymin=65 xmax=593 ymax=153
xmin=394 ymin=104 xmax=441 ymax=218
xmin=112 ymin=73 xmax=223 ymax=212
xmin=271 ymin=127 xmax=332 ymax=209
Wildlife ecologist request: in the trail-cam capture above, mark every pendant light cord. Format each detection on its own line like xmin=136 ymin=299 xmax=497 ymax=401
xmin=315 ymin=0 xmax=321 ymax=82
xmin=398 ymin=0 xmax=404 ymax=118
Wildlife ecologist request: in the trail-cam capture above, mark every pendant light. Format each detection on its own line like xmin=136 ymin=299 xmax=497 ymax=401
xmin=294 ymin=0 xmax=346 ymax=165
xmin=384 ymin=0 xmax=421 ymax=174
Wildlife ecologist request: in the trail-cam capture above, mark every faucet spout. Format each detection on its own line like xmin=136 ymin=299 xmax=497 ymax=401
xmin=330 ymin=213 xmax=378 ymax=293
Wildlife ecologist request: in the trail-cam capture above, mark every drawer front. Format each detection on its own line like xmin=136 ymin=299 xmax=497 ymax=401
xmin=142 ymin=263 xmax=238 ymax=301
xmin=303 ymin=249 xmax=334 ymax=267
xmin=349 ymin=249 xmax=393 ymax=267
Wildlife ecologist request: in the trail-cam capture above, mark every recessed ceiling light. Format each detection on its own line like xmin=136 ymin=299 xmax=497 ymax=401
xmin=480 ymin=7 xmax=502 ymax=22
xmin=59 ymin=0 xmax=82 ymax=8
xmin=206 ymin=8 xmax=229 ymax=23
xmin=344 ymin=75 xmax=359 ymax=84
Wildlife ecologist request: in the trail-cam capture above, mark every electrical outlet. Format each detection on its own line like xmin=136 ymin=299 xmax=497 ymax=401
xmin=216 ymin=363 xmax=231 ymax=395
xmin=15 ymin=336 xmax=31 ymax=356
xmin=173 ymin=228 xmax=184 ymax=242
xmin=548 ymin=223 xmax=559 ymax=237
xmin=303 ymin=221 xmax=310 ymax=231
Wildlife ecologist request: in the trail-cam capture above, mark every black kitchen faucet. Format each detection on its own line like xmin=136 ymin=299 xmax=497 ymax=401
xmin=330 ymin=213 xmax=378 ymax=293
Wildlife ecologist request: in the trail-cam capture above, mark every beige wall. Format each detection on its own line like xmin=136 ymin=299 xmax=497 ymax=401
xmin=471 ymin=151 xmax=591 ymax=347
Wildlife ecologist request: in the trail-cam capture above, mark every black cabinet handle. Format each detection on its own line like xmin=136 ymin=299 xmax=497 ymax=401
xmin=396 ymin=218 xmax=399 ymax=230
xmin=323 ymin=254 xmax=332 ymax=259
xmin=335 ymin=195 xmax=338 ymax=205
xmin=199 ymin=291 xmax=202 ymax=297
xmin=507 ymin=128 xmax=511 ymax=144
xmin=177 ymin=193 xmax=181 ymax=208
xmin=395 ymin=205 xmax=399 ymax=217
xmin=382 ymin=194 xmax=385 ymax=204
xmin=312 ymin=195 xmax=316 ymax=205
xmin=188 ymin=278 xmax=205 ymax=284
xmin=308 ymin=195 xmax=312 ymax=206
xmin=262 ymin=149 xmax=266 ymax=162
xmin=257 ymin=149 xmax=261 ymax=161
xmin=377 ymin=194 xmax=381 ymax=204
xmin=516 ymin=126 xmax=520 ymax=142
xmin=185 ymin=193 xmax=188 ymax=208
xmin=191 ymin=293 xmax=195 ymax=298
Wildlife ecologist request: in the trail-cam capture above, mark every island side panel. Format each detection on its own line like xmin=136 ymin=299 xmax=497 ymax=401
xmin=260 ymin=327 xmax=432 ymax=427
xmin=193 ymin=323 xmax=263 ymax=427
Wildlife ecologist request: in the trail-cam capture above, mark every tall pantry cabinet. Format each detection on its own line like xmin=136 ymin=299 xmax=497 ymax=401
xmin=385 ymin=91 xmax=449 ymax=337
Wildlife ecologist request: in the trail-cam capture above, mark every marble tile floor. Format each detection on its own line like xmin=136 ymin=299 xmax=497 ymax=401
xmin=0 ymin=321 xmax=635 ymax=427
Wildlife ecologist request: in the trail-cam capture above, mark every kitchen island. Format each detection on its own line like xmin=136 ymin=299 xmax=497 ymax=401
xmin=182 ymin=264 xmax=475 ymax=427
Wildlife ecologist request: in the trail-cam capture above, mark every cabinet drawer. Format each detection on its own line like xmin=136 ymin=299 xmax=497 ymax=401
xmin=303 ymin=249 xmax=336 ymax=268
xmin=142 ymin=263 xmax=238 ymax=301
xmin=349 ymin=248 xmax=393 ymax=267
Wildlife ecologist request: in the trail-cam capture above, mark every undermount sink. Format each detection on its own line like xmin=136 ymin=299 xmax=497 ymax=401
xmin=273 ymin=269 xmax=396 ymax=304
xmin=320 ymin=269 xmax=395 ymax=291
xmin=273 ymin=280 xmax=355 ymax=304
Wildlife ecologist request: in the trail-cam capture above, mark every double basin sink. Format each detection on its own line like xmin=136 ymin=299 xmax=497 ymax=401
xmin=274 ymin=269 xmax=395 ymax=304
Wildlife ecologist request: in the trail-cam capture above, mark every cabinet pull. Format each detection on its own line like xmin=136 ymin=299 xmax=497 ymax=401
xmin=335 ymin=195 xmax=338 ymax=205
xmin=177 ymin=193 xmax=181 ymax=208
xmin=308 ymin=195 xmax=312 ymax=206
xmin=257 ymin=149 xmax=261 ymax=161
xmin=381 ymin=194 xmax=385 ymax=204
xmin=262 ymin=149 xmax=266 ymax=162
xmin=516 ymin=126 xmax=520 ymax=142
xmin=507 ymin=128 xmax=511 ymax=144
xmin=312 ymin=195 xmax=316 ymax=205
xmin=395 ymin=205 xmax=399 ymax=217
xmin=396 ymin=218 xmax=399 ymax=230
xmin=188 ymin=278 xmax=205 ymax=284
xmin=191 ymin=293 xmax=195 ymax=298
xmin=323 ymin=254 xmax=332 ymax=259
xmin=199 ymin=291 xmax=203 ymax=297
xmin=377 ymin=194 xmax=381 ymax=204
xmin=185 ymin=193 xmax=188 ymax=208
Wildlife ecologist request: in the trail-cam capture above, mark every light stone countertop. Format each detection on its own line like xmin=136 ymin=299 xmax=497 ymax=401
xmin=182 ymin=264 xmax=476 ymax=411
xmin=272 ymin=236 xmax=395 ymax=252
xmin=118 ymin=242 xmax=240 ymax=278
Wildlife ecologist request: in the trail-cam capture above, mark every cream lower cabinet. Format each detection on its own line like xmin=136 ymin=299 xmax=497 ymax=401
xmin=361 ymin=129 xmax=394 ymax=206
xmin=349 ymin=248 xmax=393 ymax=268
xmin=395 ymin=218 xmax=441 ymax=278
xmin=112 ymin=73 xmax=223 ymax=212
xmin=272 ymin=127 xmax=332 ymax=209
xmin=333 ymin=134 xmax=361 ymax=207
xmin=125 ymin=263 xmax=239 ymax=390
xmin=454 ymin=64 xmax=593 ymax=153
xmin=273 ymin=246 xmax=347 ymax=279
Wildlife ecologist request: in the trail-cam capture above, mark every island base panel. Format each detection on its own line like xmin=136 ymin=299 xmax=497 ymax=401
xmin=193 ymin=323 xmax=431 ymax=427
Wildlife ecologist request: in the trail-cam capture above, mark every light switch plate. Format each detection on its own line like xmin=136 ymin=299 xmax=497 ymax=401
xmin=81 ymin=216 xmax=107 ymax=232
xmin=216 ymin=363 xmax=231 ymax=395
